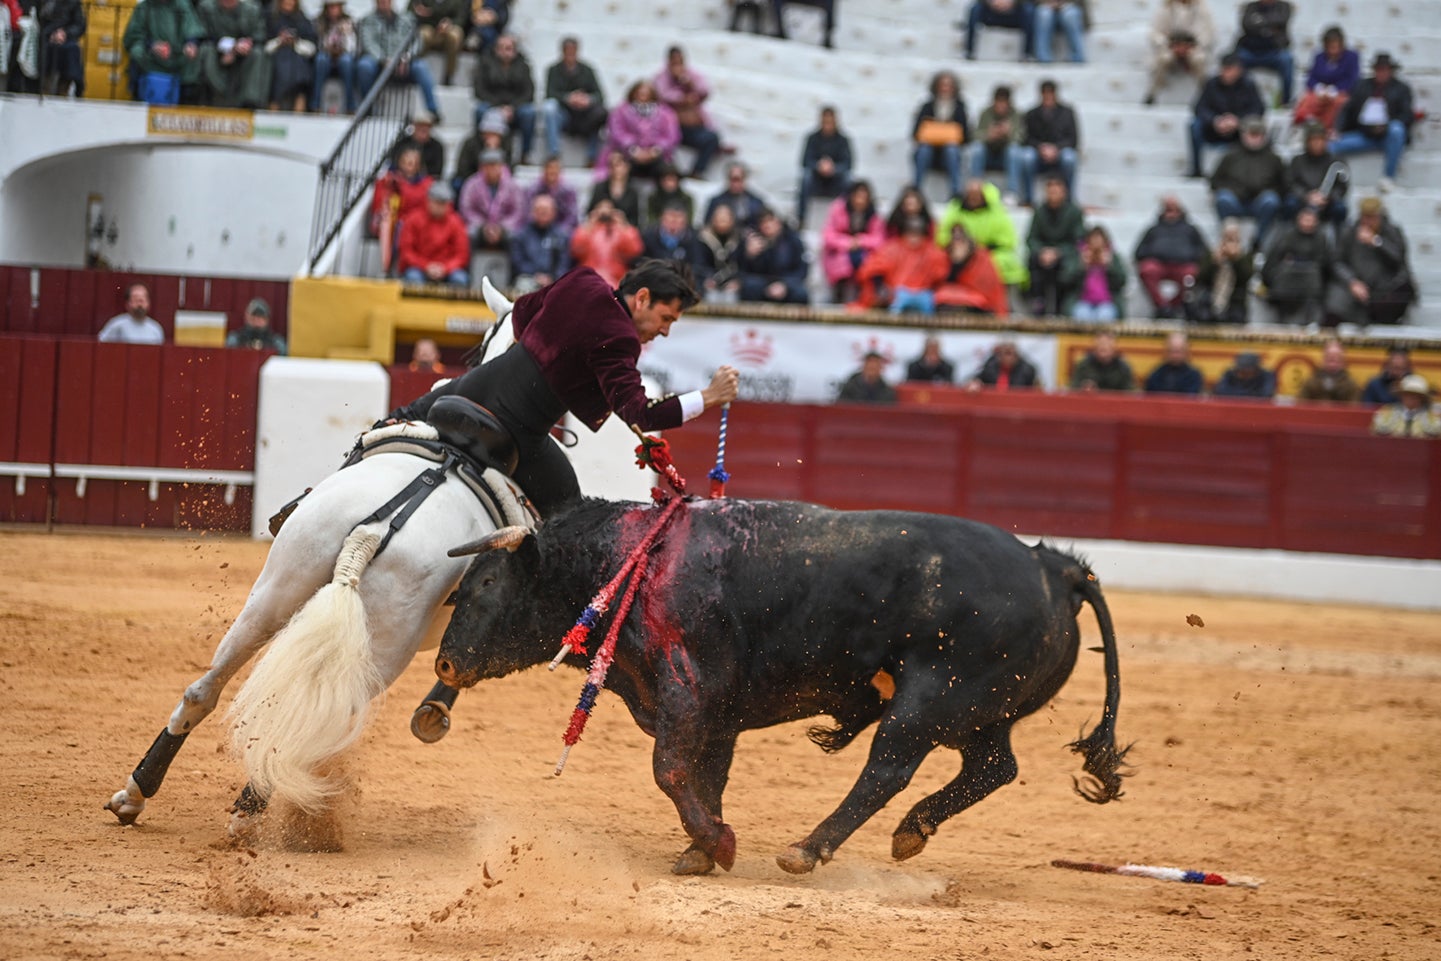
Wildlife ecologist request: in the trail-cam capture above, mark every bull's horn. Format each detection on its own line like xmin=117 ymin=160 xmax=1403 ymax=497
xmin=448 ymin=526 xmax=531 ymax=557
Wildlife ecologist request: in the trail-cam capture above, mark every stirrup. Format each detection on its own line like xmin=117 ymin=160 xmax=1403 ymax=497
xmin=267 ymin=488 xmax=311 ymax=536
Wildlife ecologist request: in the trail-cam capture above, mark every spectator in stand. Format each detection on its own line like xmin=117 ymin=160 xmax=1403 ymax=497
xmin=1134 ymin=195 xmax=1207 ymax=319
xmin=541 ymin=36 xmax=606 ymax=164
xmin=225 ymin=298 xmax=287 ymax=352
xmin=466 ymin=0 xmax=506 ymax=54
xmin=1370 ymin=375 xmax=1440 ymax=438
xmin=409 ymin=338 xmax=450 ymax=375
xmin=588 ymin=150 xmax=642 ymax=226
xmin=509 ymin=194 xmax=573 ymax=294
xmin=704 ymin=162 xmax=767 ymax=230
xmin=821 ymin=180 xmax=886 ymax=303
xmin=1232 ymin=0 xmax=1293 ymax=106
xmin=1285 ymin=122 xmax=1348 ymax=231
xmin=905 ymin=337 xmax=955 ymax=384
xmin=644 ymin=162 xmax=695 ymax=228
xmin=523 ymin=155 xmax=579 ymax=232
xmin=797 ymin=106 xmax=853 ymax=223
xmin=1026 ymin=176 xmax=1085 ymax=316
xmin=1187 ymin=220 xmax=1251 ymax=323
xmin=1294 ymin=25 xmax=1358 ymax=132
xmin=599 ymin=80 xmax=679 ymax=182
xmin=1017 ymin=79 xmax=1080 ymax=206
xmin=887 ymin=186 xmax=934 ymax=238
xmin=694 ymin=204 xmax=743 ymax=304
xmin=1361 ymin=348 xmax=1412 ymax=405
xmin=1065 ymin=226 xmax=1128 ymax=322
xmin=98 ymin=283 xmax=165 ymax=344
xmin=1146 ymin=0 xmax=1213 ymax=106
xmin=964 ymin=0 xmax=1034 ymax=62
xmin=936 ymin=179 xmax=1028 ymax=296
xmin=1296 ymin=338 xmax=1361 ymax=402
xmin=966 ymin=340 xmax=1039 ymax=391
xmin=410 ymin=0 xmax=462 ymax=85
xmin=654 ymin=45 xmax=722 ymax=179
xmin=458 ymin=148 xmax=524 ymax=253
xmin=642 ymin=202 xmax=702 ymax=266
xmin=911 ymin=70 xmax=969 ymax=202
xmin=122 ymin=0 xmax=202 ymax=102
xmin=969 ymin=85 xmax=1025 ymax=201
xmin=936 ymin=226 xmax=1009 ymax=317
xmin=1261 ymin=204 xmax=1332 ymax=325
xmin=1210 ymin=116 xmax=1287 ymax=249
xmin=737 ymin=209 xmax=810 ymax=305
xmin=1143 ymin=331 xmax=1203 ymax=395
xmin=196 ymin=0 xmax=269 ymax=109
xmin=357 ymin=0 xmax=440 ymax=119
xmin=837 ymin=351 xmax=897 ymax=404
xmin=1188 ymin=53 xmax=1265 ymax=177
xmin=853 ymin=214 xmax=951 ymax=315
xmin=312 ymin=0 xmax=357 ymax=113
xmin=398 ymin=182 xmax=470 ymax=286
xmin=451 ymin=110 xmax=507 ymax=193
xmin=370 ymin=145 xmax=432 ymax=244
xmin=29 ymin=0 xmax=86 ymax=96
xmin=1332 ymin=53 xmax=1414 ymax=194
xmin=772 ymin=0 xmax=837 ymax=49
xmin=1212 ymin=351 xmax=1275 ymax=398
xmin=1032 ymin=0 xmax=1086 ymax=64
xmin=1325 ymin=197 xmax=1416 ymax=326
xmin=392 ymin=110 xmax=444 ymax=178
xmin=1070 ymin=331 xmax=1135 ymax=392
xmin=472 ymin=34 xmax=535 ymax=164
xmin=569 ymin=200 xmax=643 ymax=287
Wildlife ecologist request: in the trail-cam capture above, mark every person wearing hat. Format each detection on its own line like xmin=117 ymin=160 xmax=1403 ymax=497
xmin=458 ymin=147 xmax=525 ymax=254
xmin=391 ymin=110 xmax=445 ymax=179
xmin=1324 ymin=196 xmax=1416 ymax=326
xmin=397 ymin=181 xmax=471 ymax=286
xmin=312 ymin=0 xmax=358 ymax=113
xmin=1294 ymin=25 xmax=1359 ymax=132
xmin=1332 ymin=52 xmax=1415 ymax=193
xmin=1370 ymin=374 xmax=1440 ymax=438
xmin=1212 ymin=351 xmax=1276 ymax=399
xmin=1188 ymin=53 xmax=1265 ymax=177
xmin=1285 ymin=121 xmax=1349 ymax=230
xmin=1232 ymin=0 xmax=1294 ymax=106
xmin=837 ymin=351 xmax=898 ymax=404
xmin=226 ymin=298 xmax=287 ymax=353
xmin=1210 ymin=115 xmax=1286 ymax=248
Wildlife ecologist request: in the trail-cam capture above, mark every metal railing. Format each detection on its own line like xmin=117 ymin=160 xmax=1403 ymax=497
xmin=306 ymin=24 xmax=421 ymax=275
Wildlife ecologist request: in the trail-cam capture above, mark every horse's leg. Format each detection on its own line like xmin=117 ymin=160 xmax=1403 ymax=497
xmin=410 ymin=680 xmax=460 ymax=743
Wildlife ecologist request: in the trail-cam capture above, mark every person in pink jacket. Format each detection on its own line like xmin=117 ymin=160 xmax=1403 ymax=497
xmin=596 ymin=79 xmax=680 ymax=181
xmin=820 ymin=180 xmax=885 ymax=302
xmin=569 ymin=199 xmax=644 ymax=287
xmin=457 ymin=148 xmax=526 ymax=252
xmin=653 ymin=45 xmax=722 ymax=178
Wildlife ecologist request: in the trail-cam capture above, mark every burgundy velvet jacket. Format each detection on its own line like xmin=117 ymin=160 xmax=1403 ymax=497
xmin=511 ymin=267 xmax=684 ymax=432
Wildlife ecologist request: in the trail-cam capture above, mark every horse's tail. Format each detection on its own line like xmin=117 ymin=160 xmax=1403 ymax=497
xmin=229 ymin=525 xmax=386 ymax=813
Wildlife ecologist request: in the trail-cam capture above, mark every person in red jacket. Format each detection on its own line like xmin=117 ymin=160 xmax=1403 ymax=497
xmin=852 ymin=214 xmax=950 ymax=314
xmin=569 ymin=199 xmax=644 ymax=287
xmin=388 ymin=259 xmax=739 ymax=516
xmin=935 ymin=225 xmax=1009 ymax=316
xmin=397 ymin=182 xmax=471 ymax=285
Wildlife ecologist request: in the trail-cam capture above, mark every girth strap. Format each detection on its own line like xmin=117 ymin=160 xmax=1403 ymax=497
xmin=357 ymin=452 xmax=457 ymax=557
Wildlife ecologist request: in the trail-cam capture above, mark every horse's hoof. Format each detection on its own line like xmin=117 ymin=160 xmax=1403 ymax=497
xmin=671 ymin=846 xmax=716 ymax=876
xmin=410 ymin=701 xmax=451 ymax=743
xmin=105 ymin=790 xmax=144 ymax=825
xmin=891 ymin=822 xmax=934 ymax=861
xmin=228 ymin=810 xmax=260 ymax=844
xmin=776 ymin=845 xmax=818 ymax=875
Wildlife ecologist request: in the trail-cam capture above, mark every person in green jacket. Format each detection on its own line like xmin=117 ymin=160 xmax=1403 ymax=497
xmin=1070 ymin=330 xmax=1136 ymax=392
xmin=1062 ymin=225 xmax=1129 ymax=321
xmin=1025 ymin=176 xmax=1086 ymax=315
xmin=196 ymin=0 xmax=270 ymax=107
xmin=123 ymin=0 xmax=205 ymax=96
xmin=934 ymin=179 xmax=1029 ymax=292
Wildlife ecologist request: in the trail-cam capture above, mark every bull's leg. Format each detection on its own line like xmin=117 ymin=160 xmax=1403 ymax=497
xmin=891 ymin=724 xmax=1018 ymax=861
xmin=776 ymin=704 xmax=935 ymax=874
xmin=410 ymin=681 xmax=460 ymax=743
xmin=670 ymin=735 xmax=737 ymax=876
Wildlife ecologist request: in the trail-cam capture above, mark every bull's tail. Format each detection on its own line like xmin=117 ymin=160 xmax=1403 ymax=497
xmin=1066 ymin=567 xmax=1131 ymax=804
xmin=229 ymin=526 xmax=386 ymax=814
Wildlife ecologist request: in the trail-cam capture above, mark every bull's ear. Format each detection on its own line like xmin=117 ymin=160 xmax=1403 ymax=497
xmin=448 ymin=525 xmax=534 ymax=557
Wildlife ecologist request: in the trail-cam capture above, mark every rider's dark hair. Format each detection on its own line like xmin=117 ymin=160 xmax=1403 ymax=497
xmin=618 ymin=259 xmax=700 ymax=310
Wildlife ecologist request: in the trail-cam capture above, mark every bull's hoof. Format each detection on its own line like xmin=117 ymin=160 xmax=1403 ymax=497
xmin=410 ymin=701 xmax=452 ymax=743
xmin=712 ymin=823 xmax=737 ymax=872
xmin=891 ymin=821 xmax=935 ymax=861
xmin=671 ymin=846 xmax=716 ymax=876
xmin=776 ymin=845 xmax=819 ymax=875
xmin=104 ymin=789 xmax=145 ymax=826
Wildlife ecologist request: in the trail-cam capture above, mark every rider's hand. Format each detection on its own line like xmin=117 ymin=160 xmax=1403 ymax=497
xmin=702 ymin=366 xmax=740 ymax=408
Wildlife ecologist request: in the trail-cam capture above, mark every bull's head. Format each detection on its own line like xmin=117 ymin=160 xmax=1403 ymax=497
xmin=436 ymin=525 xmax=541 ymax=688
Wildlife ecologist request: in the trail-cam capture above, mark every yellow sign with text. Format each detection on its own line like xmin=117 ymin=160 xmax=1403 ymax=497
xmin=146 ymin=106 xmax=254 ymax=140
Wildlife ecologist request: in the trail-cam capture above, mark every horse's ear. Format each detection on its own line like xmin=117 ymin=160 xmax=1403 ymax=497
xmin=448 ymin=526 xmax=533 ymax=557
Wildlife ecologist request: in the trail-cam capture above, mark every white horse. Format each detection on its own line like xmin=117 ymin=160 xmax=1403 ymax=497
xmin=104 ymin=281 xmax=523 ymax=842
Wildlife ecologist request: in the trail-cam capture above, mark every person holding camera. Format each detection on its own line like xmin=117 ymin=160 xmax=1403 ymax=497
xmin=1145 ymin=0 xmax=1213 ymax=105
xmin=264 ymin=0 xmax=316 ymax=112
xmin=570 ymin=199 xmax=643 ymax=288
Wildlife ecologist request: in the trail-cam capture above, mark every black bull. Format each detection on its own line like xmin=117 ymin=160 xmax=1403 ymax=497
xmin=437 ymin=498 xmax=1128 ymax=876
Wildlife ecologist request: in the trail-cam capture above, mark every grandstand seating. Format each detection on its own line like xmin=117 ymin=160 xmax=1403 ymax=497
xmin=328 ymin=0 xmax=1441 ymax=328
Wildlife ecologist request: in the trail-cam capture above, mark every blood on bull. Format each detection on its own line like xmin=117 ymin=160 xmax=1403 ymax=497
xmin=438 ymin=497 xmax=1129 ymax=876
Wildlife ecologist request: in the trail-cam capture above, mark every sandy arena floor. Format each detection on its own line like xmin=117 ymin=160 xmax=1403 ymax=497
xmin=1 ymin=529 xmax=1438 ymax=961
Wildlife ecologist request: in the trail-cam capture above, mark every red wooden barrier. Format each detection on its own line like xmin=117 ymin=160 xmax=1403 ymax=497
xmin=0 ymin=336 xmax=58 ymax=523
